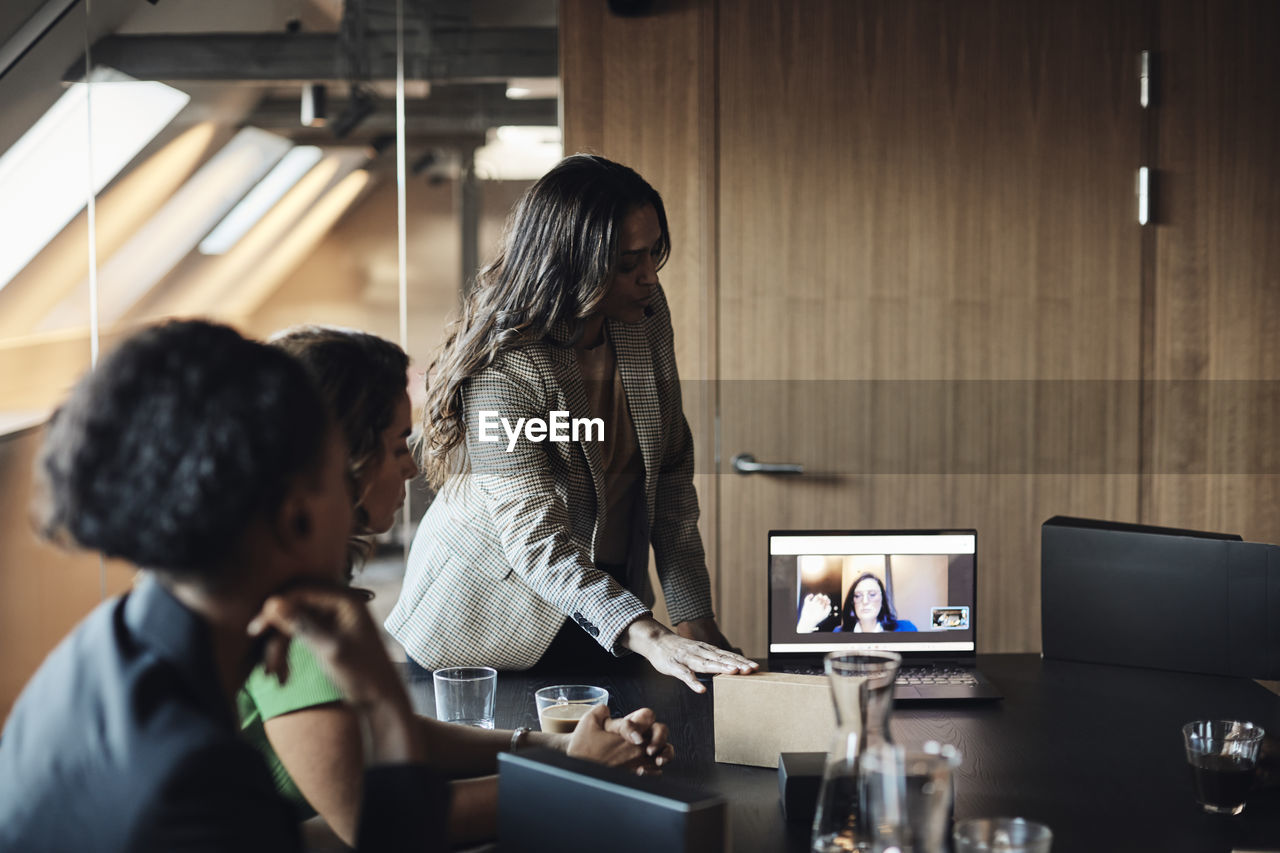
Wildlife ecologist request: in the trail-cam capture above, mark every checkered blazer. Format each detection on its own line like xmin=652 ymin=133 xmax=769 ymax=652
xmin=385 ymin=283 xmax=714 ymax=669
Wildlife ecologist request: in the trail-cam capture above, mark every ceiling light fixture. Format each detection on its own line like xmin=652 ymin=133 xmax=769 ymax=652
xmin=301 ymin=83 xmax=327 ymax=127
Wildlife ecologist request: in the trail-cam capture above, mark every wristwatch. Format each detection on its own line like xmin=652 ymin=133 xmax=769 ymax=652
xmin=510 ymin=726 xmax=532 ymax=753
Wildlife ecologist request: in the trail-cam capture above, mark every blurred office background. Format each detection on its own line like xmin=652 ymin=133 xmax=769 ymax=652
xmin=2 ymin=0 xmax=1277 ymax=716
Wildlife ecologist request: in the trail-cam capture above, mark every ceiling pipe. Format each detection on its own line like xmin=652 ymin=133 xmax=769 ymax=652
xmin=0 ymin=0 xmax=80 ymax=81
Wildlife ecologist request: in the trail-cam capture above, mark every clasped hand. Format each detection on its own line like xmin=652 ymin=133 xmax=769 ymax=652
xmin=567 ymin=704 xmax=674 ymax=775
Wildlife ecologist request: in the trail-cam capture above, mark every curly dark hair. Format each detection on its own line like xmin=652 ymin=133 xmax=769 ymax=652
xmin=268 ymin=326 xmax=409 ymax=553
xmin=33 ymin=319 xmax=331 ymax=582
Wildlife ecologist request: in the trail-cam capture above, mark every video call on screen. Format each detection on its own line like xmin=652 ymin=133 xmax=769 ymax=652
xmin=769 ymin=539 xmax=976 ymax=648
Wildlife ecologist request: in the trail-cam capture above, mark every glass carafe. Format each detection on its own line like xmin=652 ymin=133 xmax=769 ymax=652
xmin=810 ymin=650 xmax=902 ymax=853
xmin=859 ymin=741 xmax=962 ymax=853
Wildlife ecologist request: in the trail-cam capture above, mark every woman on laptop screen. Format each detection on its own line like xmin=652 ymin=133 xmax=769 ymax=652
xmin=797 ymin=573 xmax=917 ymax=633
xmin=838 ymin=573 xmax=917 ymax=632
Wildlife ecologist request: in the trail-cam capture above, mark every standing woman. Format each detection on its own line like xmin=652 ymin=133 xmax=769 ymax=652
xmin=387 ymin=154 xmax=756 ymax=691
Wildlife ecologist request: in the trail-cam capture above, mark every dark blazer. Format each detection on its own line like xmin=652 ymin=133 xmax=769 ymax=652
xmin=0 ymin=573 xmax=446 ymax=852
xmin=386 ymin=284 xmax=715 ymax=669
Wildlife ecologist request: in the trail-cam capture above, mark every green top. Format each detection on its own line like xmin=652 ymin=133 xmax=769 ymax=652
xmin=236 ymin=640 xmax=345 ymax=816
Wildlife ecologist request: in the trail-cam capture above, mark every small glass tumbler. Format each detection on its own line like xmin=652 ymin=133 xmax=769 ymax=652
xmin=953 ymin=817 xmax=1053 ymax=853
xmin=432 ymin=666 xmax=497 ymax=728
xmin=535 ymin=684 xmax=609 ymax=734
xmin=1182 ymin=719 xmax=1265 ymax=815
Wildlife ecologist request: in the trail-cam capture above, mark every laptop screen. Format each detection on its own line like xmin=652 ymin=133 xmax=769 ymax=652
xmin=768 ymin=530 xmax=977 ymax=655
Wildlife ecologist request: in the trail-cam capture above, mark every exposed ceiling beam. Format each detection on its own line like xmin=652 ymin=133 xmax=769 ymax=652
xmin=244 ymin=84 xmax=555 ymax=138
xmin=63 ymin=29 xmax=557 ymax=83
xmin=285 ymin=130 xmax=488 ymax=152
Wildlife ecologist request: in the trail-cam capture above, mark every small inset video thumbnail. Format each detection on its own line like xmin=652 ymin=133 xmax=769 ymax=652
xmin=930 ymin=606 xmax=969 ymax=630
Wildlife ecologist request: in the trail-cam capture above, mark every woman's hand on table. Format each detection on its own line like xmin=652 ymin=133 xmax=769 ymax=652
xmin=622 ymin=617 xmax=758 ymax=693
xmin=565 ymin=704 xmax=674 ymax=775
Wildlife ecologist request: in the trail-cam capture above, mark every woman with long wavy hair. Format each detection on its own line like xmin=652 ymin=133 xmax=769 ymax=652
xmin=386 ymin=154 xmax=755 ymax=691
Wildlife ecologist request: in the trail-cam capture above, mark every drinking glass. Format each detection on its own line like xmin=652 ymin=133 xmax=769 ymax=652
xmin=535 ymin=684 xmax=609 ymax=733
xmin=432 ymin=666 xmax=497 ymax=728
xmin=1182 ymin=719 xmax=1264 ymax=815
xmin=953 ymin=817 xmax=1052 ymax=853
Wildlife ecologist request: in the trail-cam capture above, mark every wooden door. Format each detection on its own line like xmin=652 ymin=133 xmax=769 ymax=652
xmin=717 ymin=1 xmax=1146 ymax=655
xmin=1145 ymin=0 xmax=1280 ymax=544
xmin=560 ymin=0 xmax=719 ymax=626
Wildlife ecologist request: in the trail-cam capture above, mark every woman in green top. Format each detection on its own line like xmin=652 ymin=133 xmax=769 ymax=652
xmin=238 ymin=326 xmax=673 ymax=847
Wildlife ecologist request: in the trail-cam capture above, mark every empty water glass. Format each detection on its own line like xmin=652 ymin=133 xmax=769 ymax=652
xmin=432 ymin=666 xmax=497 ymax=728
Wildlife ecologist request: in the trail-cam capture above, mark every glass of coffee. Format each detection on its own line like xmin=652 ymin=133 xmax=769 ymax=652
xmin=1182 ymin=719 xmax=1265 ymax=815
xmin=535 ymin=685 xmax=609 ymax=733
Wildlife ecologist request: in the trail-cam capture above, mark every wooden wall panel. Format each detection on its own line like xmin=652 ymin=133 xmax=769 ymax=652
xmin=1146 ymin=0 xmax=1280 ymax=544
xmin=562 ymin=0 xmax=1278 ymax=655
xmin=1 ymin=428 xmax=133 ymax=721
xmin=716 ymin=0 xmax=1145 ymax=654
xmin=560 ymin=0 xmax=720 ymax=622
xmin=561 ymin=0 xmax=717 ymax=383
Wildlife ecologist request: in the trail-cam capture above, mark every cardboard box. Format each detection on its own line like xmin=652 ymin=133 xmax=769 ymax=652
xmin=712 ymin=671 xmax=840 ymax=768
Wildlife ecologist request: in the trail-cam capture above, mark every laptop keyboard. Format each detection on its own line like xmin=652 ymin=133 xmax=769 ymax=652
xmin=897 ymin=665 xmax=979 ymax=686
xmin=775 ymin=664 xmax=979 ymax=687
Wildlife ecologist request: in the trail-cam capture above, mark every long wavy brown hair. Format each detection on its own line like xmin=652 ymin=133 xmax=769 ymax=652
xmin=419 ymin=154 xmax=669 ymax=487
xmin=269 ymin=325 xmax=409 ymax=569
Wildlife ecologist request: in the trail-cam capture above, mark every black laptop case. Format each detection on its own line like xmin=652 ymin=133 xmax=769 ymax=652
xmin=1041 ymin=515 xmax=1280 ymax=679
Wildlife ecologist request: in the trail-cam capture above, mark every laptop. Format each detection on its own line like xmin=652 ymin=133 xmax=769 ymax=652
xmin=766 ymin=529 xmax=1001 ymax=703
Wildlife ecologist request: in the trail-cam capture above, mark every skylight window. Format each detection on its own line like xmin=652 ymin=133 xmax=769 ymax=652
xmin=0 ymin=68 xmax=189 ymax=292
xmin=35 ymin=127 xmax=294 ymax=331
xmin=198 ymin=145 xmax=324 ymax=255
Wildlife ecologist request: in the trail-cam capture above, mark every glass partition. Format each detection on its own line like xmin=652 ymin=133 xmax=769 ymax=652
xmin=0 ymin=0 xmax=559 ymax=597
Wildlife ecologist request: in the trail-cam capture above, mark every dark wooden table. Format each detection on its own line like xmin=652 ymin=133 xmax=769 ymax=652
xmin=406 ymin=655 xmax=1280 ymax=852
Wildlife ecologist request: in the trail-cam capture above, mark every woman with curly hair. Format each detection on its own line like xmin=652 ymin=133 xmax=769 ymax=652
xmin=0 ymin=320 xmax=441 ymax=851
